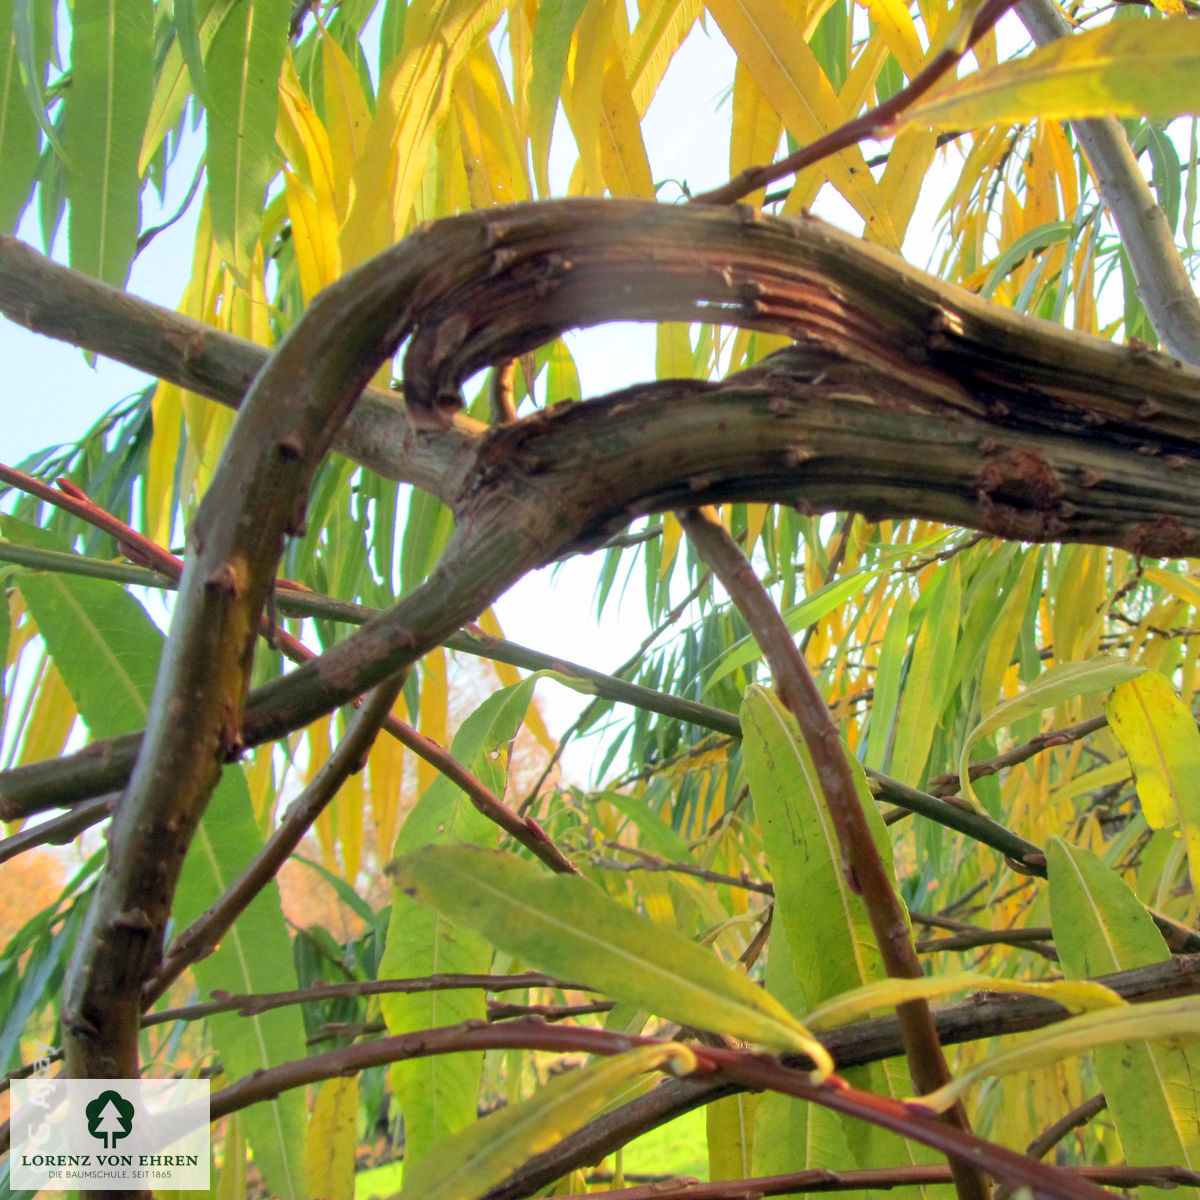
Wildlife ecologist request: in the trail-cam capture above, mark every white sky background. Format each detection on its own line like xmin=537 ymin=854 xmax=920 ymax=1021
xmin=0 ymin=9 xmax=1013 ymax=782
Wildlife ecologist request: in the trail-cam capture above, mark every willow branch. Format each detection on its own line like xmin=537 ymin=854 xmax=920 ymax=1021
xmin=0 ymin=471 xmax=575 ymax=876
xmin=144 ymin=672 xmax=405 ymax=1004
xmin=927 ymin=715 xmax=1109 ymax=796
xmin=0 ymin=232 xmax=477 ymax=501
xmin=678 ymin=506 xmax=987 ymax=1200
xmin=200 ymin=1016 xmax=1103 ymax=1200
xmin=565 ymin=1163 xmax=1200 ymax=1199
xmin=1017 ymin=0 xmax=1200 ymax=366
xmin=0 ymin=796 xmax=115 ymax=863
xmin=1027 ymin=1094 xmax=1107 ymax=1161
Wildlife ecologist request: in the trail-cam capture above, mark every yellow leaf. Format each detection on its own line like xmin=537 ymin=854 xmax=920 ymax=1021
xmin=625 ymin=0 xmax=701 ymax=113
xmin=703 ymin=0 xmax=899 ymax=247
xmin=320 ymin=30 xmax=371 ymax=222
xmin=861 ymin=0 xmax=926 ymax=78
xmin=877 ymin=126 xmax=938 ymax=241
xmin=475 ymin=607 xmax=555 ymax=753
xmin=17 ymin=656 xmax=76 ymax=766
xmin=1106 ymin=672 xmax=1200 ymax=907
xmin=918 ymin=995 xmax=1200 ymax=1114
xmin=341 ymin=0 xmax=505 ymax=250
xmin=906 ymin=16 xmax=1200 ymax=130
xmin=564 ymin=0 xmax=614 ymax=195
xmin=730 ymin=60 xmax=782 ymax=206
xmin=306 ymin=1077 xmax=358 ymax=1200
xmin=597 ymin=56 xmax=655 ymax=196
xmin=399 ymin=1045 xmax=697 ymax=1200
xmin=283 ymin=170 xmax=341 ymax=301
xmin=453 ymin=40 xmax=530 ymax=208
xmin=417 ymin=646 xmax=449 ymax=795
xmin=804 ymin=971 xmax=1124 ymax=1031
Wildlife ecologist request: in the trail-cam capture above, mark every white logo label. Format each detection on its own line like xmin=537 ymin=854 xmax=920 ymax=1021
xmin=11 ymin=1079 xmax=210 ymax=1191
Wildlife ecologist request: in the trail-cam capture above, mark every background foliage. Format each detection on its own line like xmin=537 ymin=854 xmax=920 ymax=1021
xmin=3 ymin=0 xmax=1200 ymax=1198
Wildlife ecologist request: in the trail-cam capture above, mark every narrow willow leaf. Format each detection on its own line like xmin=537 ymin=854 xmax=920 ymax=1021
xmin=1048 ymin=837 xmax=1200 ymax=1171
xmin=66 ymin=0 xmax=153 ymax=287
xmin=0 ymin=4 xmax=40 ymax=232
xmin=1106 ymin=671 xmax=1200 ymax=848
xmin=529 ymin=0 xmax=589 ymax=196
xmin=390 ymin=845 xmax=830 ymax=1069
xmin=399 ymin=1044 xmax=696 ymax=1200
xmin=920 ymin=996 xmax=1200 ymax=1113
xmin=737 ymin=684 xmax=928 ymax=1182
xmin=16 ymin=571 xmax=161 ymax=738
xmin=380 ymin=680 xmax=538 ymax=1170
xmin=741 ymin=684 xmax=894 ymax=1003
xmin=706 ymin=541 xmax=942 ymax=690
xmin=13 ymin=0 xmax=64 ymax=159
xmin=891 ymin=560 xmax=959 ymax=787
xmin=703 ymin=0 xmax=899 ymax=247
xmin=708 ymin=1093 xmax=757 ymax=1182
xmin=905 ymin=16 xmax=1200 ymax=130
xmin=958 ymin=656 xmax=1143 ymax=806
xmin=804 ymin=970 xmax=1123 ymax=1031
xmin=204 ymin=0 xmax=289 ymax=275
xmin=305 ymin=1077 xmax=358 ymax=1200
xmin=864 ymin=585 xmax=910 ymax=771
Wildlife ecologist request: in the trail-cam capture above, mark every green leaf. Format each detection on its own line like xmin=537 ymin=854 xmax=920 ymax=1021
xmin=380 ymin=679 xmax=540 ymax=1170
xmin=389 ymin=844 xmax=830 ymax=1069
xmin=529 ymin=0 xmax=590 ymax=197
xmin=958 ymin=656 xmax=1143 ymax=806
xmin=12 ymin=0 xmax=64 ymax=159
xmin=0 ymin=4 xmax=41 ymax=232
xmin=890 ymin=560 xmax=960 ymax=787
xmin=705 ymin=537 xmax=945 ymax=692
xmin=203 ymin=0 xmax=289 ymax=276
xmin=65 ymin=0 xmax=153 ymax=287
xmin=981 ymin=221 xmax=1076 ymax=300
xmin=742 ymin=684 xmax=893 ymax=1005
xmin=15 ymin=570 xmax=162 ymax=739
xmin=863 ymin=585 xmax=909 ymax=771
xmin=400 ymin=1044 xmax=696 ymax=1200
xmin=919 ymin=995 xmax=1200 ymax=1114
xmin=1048 ymin=837 xmax=1200 ymax=1171
xmin=741 ymin=683 xmax=936 ymax=1186
xmin=905 ymin=16 xmax=1200 ymax=130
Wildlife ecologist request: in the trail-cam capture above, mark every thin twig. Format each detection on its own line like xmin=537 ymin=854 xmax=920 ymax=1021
xmin=143 ymin=972 xmax=587 ymax=1026
xmin=1027 ymin=1093 xmax=1107 ymax=1161
xmin=0 ymin=795 xmax=115 ymax=863
xmin=927 ymin=715 xmax=1109 ymax=796
xmin=592 ymin=843 xmax=774 ymax=895
xmin=692 ymin=0 xmax=1017 ymax=206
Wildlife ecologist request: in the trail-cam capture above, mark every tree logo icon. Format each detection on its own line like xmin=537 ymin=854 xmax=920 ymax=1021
xmin=85 ymin=1089 xmax=135 ymax=1149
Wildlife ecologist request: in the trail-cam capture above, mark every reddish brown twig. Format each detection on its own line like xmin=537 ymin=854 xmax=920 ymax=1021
xmin=692 ymin=0 xmax=1016 ymax=206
